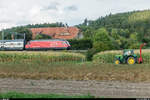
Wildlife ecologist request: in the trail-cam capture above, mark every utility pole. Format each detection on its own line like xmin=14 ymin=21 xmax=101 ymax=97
xmin=24 ymin=33 xmax=25 ymax=40
xmin=11 ymin=34 xmax=14 ymax=40
xmin=2 ymin=30 xmax=4 ymax=40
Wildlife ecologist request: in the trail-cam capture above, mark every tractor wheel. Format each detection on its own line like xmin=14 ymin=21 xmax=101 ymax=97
xmin=127 ymin=57 xmax=136 ymax=65
xmin=114 ymin=59 xmax=120 ymax=65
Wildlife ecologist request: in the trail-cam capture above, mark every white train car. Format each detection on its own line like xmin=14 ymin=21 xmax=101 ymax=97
xmin=0 ymin=39 xmax=25 ymax=50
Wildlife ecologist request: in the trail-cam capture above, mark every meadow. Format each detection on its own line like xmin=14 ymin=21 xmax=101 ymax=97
xmin=0 ymin=50 xmax=150 ymax=82
xmin=0 ymin=61 xmax=150 ymax=82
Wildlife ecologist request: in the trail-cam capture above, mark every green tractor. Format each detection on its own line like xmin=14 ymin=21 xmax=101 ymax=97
xmin=114 ymin=43 xmax=146 ymax=65
xmin=114 ymin=49 xmax=137 ymax=65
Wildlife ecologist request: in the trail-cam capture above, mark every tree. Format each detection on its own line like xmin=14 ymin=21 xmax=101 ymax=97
xmin=111 ymin=28 xmax=119 ymax=39
xmin=83 ymin=27 xmax=95 ymax=38
xmin=124 ymin=29 xmax=130 ymax=38
xmin=25 ymin=22 xmax=65 ymax=28
xmin=130 ymin=32 xmax=138 ymax=40
xmin=93 ymin=41 xmax=110 ymax=51
xmin=118 ymin=36 xmax=128 ymax=49
xmin=93 ymin=28 xmax=110 ymax=42
xmin=35 ymin=34 xmax=52 ymax=40
xmin=83 ymin=18 xmax=88 ymax=26
xmin=93 ymin=28 xmax=112 ymax=51
xmin=12 ymin=27 xmax=32 ymax=41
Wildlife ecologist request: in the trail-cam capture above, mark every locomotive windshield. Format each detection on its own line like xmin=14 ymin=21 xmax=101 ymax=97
xmin=27 ymin=42 xmax=30 ymax=45
xmin=65 ymin=41 xmax=70 ymax=46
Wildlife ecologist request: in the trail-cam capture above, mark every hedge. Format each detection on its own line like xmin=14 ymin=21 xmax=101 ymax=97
xmin=68 ymin=39 xmax=92 ymax=50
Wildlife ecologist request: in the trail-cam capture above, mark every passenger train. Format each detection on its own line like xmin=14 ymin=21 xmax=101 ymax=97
xmin=0 ymin=39 xmax=71 ymax=51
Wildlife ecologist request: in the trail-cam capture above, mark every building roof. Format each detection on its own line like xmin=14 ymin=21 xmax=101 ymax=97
xmin=30 ymin=39 xmax=67 ymax=42
xmin=30 ymin=27 xmax=80 ymax=39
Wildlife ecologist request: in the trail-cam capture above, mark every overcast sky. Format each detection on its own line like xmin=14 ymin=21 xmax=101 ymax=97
xmin=0 ymin=0 xmax=150 ymax=30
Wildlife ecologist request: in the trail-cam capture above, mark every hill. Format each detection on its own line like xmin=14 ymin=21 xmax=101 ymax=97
xmin=77 ymin=10 xmax=150 ymax=49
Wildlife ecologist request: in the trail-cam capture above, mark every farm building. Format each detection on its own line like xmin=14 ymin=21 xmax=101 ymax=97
xmin=30 ymin=27 xmax=83 ymax=40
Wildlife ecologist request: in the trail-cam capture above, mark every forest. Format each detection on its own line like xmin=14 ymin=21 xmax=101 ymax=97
xmin=77 ymin=10 xmax=150 ymax=51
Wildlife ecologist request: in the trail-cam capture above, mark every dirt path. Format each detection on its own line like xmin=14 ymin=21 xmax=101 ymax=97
xmin=0 ymin=78 xmax=150 ymax=98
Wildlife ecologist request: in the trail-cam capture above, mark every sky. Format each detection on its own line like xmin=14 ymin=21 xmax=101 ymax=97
xmin=0 ymin=0 xmax=150 ymax=30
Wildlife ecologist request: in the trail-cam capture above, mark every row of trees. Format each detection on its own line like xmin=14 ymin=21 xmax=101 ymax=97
xmin=0 ymin=22 xmax=65 ymax=41
xmin=0 ymin=27 xmax=32 ymax=41
xmin=25 ymin=22 xmax=66 ymax=28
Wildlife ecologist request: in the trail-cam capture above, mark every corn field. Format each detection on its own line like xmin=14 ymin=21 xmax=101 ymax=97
xmin=0 ymin=51 xmax=86 ymax=64
xmin=93 ymin=49 xmax=150 ymax=64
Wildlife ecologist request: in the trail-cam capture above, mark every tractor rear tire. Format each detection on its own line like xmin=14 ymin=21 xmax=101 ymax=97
xmin=127 ymin=57 xmax=136 ymax=65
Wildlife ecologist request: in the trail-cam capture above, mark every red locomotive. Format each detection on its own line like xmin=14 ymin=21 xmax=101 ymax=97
xmin=25 ymin=39 xmax=71 ymax=50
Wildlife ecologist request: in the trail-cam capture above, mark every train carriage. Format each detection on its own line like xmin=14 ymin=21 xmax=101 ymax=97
xmin=0 ymin=39 xmax=25 ymax=51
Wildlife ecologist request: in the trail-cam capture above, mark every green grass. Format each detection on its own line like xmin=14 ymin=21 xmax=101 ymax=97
xmin=0 ymin=92 xmax=94 ymax=98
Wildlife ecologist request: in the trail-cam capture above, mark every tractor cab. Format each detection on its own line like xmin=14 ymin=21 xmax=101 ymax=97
xmin=123 ymin=49 xmax=134 ymax=56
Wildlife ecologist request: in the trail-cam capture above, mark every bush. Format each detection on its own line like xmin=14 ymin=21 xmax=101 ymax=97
xmin=35 ymin=34 xmax=52 ymax=39
xmin=93 ymin=41 xmax=110 ymax=52
xmin=68 ymin=39 xmax=92 ymax=50
xmin=86 ymin=48 xmax=98 ymax=61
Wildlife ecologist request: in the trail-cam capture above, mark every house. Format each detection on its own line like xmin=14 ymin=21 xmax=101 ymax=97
xmin=30 ymin=27 xmax=83 ymax=40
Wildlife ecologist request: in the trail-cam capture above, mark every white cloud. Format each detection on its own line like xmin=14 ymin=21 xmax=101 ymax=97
xmin=0 ymin=0 xmax=150 ymax=30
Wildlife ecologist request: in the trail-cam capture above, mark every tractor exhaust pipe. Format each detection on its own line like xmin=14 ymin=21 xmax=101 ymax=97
xmin=138 ymin=43 xmax=146 ymax=64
